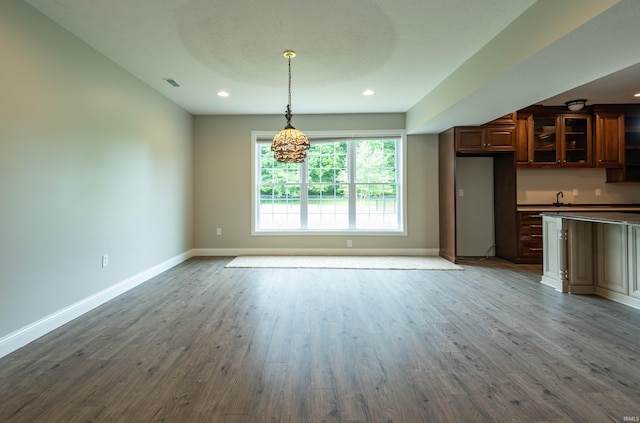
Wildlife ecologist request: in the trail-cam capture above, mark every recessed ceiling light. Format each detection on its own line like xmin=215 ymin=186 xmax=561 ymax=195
xmin=217 ymin=91 xmax=230 ymax=97
xmin=362 ymin=89 xmax=375 ymax=96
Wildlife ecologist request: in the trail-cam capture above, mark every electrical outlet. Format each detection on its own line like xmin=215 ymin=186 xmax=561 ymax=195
xmin=347 ymin=240 xmax=352 ymax=248
xmin=458 ymin=189 xmax=464 ymax=197
xmin=216 ymin=228 xmax=222 ymax=236
xmin=595 ymin=188 xmax=602 ymax=196
xmin=102 ymin=254 xmax=109 ymax=267
xmin=573 ymin=188 xmax=579 ymax=196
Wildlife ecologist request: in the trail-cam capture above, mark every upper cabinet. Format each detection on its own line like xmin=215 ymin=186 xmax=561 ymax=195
xmin=561 ymin=114 xmax=592 ymax=166
xmin=603 ymin=106 xmax=640 ymax=182
xmin=625 ymin=113 xmax=640 ymax=181
xmin=516 ymin=107 xmax=592 ymax=167
xmin=594 ymin=109 xmax=624 ymax=168
xmin=454 ymin=113 xmax=516 ymax=154
xmin=454 ymin=126 xmax=515 ymax=153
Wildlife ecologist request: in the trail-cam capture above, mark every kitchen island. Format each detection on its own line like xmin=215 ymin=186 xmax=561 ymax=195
xmin=540 ymin=211 xmax=640 ymax=309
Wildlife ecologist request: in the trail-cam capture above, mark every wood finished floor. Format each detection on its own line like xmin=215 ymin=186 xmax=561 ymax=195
xmin=1 ymin=257 xmax=640 ymax=422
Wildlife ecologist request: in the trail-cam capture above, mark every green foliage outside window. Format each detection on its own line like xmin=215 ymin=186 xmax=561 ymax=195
xmin=259 ymin=139 xmax=397 ymax=199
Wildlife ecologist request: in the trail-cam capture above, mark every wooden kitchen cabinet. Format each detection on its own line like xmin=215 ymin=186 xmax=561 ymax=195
xmin=605 ymin=107 xmax=640 ymax=182
xmin=560 ymin=114 xmax=592 ymax=166
xmin=454 ymin=126 xmax=515 ymax=153
xmin=517 ymin=211 xmax=543 ymax=263
xmin=487 ymin=111 xmax=517 ymax=125
xmin=516 ymin=107 xmax=592 ymax=167
xmin=595 ymin=109 xmax=624 ymax=168
xmin=625 ymin=113 xmax=640 ymax=181
xmin=531 ymin=115 xmax=559 ymax=166
xmin=515 ymin=113 xmax=532 ymax=165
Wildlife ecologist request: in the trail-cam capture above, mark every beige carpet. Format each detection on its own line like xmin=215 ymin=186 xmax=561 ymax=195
xmin=225 ymin=255 xmax=463 ymax=270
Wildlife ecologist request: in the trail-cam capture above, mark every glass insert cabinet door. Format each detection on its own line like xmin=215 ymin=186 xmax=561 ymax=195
xmin=625 ymin=114 xmax=640 ymax=180
xmin=533 ymin=116 xmax=558 ymax=165
xmin=561 ymin=115 xmax=591 ymax=166
xmin=532 ymin=114 xmax=592 ymax=166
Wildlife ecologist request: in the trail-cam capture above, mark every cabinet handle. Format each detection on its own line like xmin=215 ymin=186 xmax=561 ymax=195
xmin=530 ymin=248 xmax=544 ymax=251
xmin=528 ymin=214 xmax=542 ymax=218
xmin=529 ymin=224 xmax=542 ymax=228
xmin=530 ymin=234 xmax=542 ymax=238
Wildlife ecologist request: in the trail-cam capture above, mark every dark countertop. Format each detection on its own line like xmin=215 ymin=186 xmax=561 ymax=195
xmin=518 ymin=204 xmax=640 ymax=212
xmin=539 ymin=211 xmax=640 ymax=226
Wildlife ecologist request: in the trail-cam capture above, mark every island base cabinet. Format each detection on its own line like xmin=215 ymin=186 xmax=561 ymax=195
xmin=630 ymin=226 xmax=640 ymax=300
xmin=541 ymin=217 xmax=595 ymax=294
xmin=595 ymin=223 xmax=628 ymax=295
xmin=541 ymin=214 xmax=640 ymax=310
xmin=566 ymin=220 xmax=594 ymax=293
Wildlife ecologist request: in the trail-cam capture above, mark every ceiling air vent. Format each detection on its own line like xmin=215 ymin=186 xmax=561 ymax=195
xmin=164 ymin=78 xmax=180 ymax=87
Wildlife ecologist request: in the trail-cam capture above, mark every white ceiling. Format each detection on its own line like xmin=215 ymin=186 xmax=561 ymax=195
xmin=23 ymin=0 xmax=640 ymax=133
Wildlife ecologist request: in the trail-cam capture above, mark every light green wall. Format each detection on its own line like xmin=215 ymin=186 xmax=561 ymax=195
xmin=193 ymin=114 xmax=439 ymax=252
xmin=0 ymin=1 xmax=193 ymax=338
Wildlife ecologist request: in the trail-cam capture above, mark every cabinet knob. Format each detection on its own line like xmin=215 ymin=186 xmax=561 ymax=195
xmin=557 ymin=160 xmax=561 ymax=163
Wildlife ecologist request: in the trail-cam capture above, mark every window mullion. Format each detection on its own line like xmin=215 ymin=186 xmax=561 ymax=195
xmin=348 ymin=141 xmax=356 ymax=229
xmin=300 ymin=160 xmax=308 ymax=229
xmin=395 ymin=139 xmax=401 ymax=229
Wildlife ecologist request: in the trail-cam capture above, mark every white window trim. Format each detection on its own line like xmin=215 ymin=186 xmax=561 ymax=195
xmin=251 ymin=129 xmax=407 ymax=236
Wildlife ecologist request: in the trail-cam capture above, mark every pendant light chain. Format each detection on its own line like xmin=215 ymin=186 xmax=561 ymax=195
xmin=284 ymin=54 xmax=293 ymax=128
xmin=288 ymin=55 xmax=292 ymax=110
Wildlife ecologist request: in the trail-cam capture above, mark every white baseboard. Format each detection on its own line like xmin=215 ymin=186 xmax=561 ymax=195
xmin=192 ymin=248 xmax=438 ymax=257
xmin=0 ymin=250 xmax=194 ymax=359
xmin=595 ymin=287 xmax=640 ymax=310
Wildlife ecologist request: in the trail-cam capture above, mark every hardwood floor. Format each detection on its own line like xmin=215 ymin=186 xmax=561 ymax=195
xmin=1 ymin=257 xmax=640 ymax=422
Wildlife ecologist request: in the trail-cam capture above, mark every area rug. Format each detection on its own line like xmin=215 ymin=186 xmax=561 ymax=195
xmin=225 ymin=255 xmax=463 ymax=270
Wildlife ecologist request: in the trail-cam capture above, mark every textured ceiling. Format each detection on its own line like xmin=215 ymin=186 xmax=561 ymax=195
xmin=22 ymin=0 xmax=640 ymax=133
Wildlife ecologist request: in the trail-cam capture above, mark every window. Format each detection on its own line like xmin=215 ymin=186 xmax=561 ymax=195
xmin=252 ymin=130 xmax=406 ymax=235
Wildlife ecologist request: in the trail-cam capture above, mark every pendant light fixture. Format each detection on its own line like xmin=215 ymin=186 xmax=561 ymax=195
xmin=271 ymin=50 xmax=309 ymax=163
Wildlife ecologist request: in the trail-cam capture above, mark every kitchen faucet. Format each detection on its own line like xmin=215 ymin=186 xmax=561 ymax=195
xmin=553 ymin=191 xmax=564 ymax=206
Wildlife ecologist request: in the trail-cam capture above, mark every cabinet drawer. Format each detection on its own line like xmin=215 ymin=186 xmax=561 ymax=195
xmin=519 ymin=212 xmax=543 ymax=222
xmin=518 ymin=213 xmax=543 ymax=237
xmin=520 ymin=223 xmax=543 ymax=237
xmin=517 ymin=211 xmax=543 ymax=263
xmin=519 ymin=240 xmax=544 ymax=258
